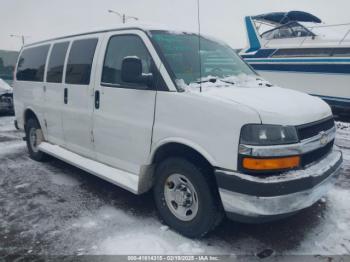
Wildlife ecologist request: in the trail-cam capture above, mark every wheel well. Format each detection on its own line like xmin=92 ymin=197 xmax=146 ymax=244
xmin=150 ymin=143 xmax=222 ymax=206
xmin=152 ymin=143 xmax=213 ymax=174
xmin=24 ymin=109 xmax=40 ymax=129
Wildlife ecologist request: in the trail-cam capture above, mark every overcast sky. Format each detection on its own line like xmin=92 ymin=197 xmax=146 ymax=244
xmin=1 ymin=0 xmax=350 ymax=51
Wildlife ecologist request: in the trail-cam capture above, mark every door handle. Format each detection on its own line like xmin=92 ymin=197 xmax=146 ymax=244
xmin=64 ymin=88 xmax=68 ymax=104
xmin=95 ymin=90 xmax=100 ymax=109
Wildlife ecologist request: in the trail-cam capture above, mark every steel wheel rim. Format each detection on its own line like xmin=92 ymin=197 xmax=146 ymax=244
xmin=29 ymin=127 xmax=42 ymax=153
xmin=164 ymin=173 xmax=199 ymax=221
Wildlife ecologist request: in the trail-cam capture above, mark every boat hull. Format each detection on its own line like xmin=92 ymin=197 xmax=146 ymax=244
xmin=252 ymin=69 xmax=350 ymax=112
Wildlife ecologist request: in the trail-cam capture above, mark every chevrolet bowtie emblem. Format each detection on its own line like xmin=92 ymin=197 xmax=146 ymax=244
xmin=319 ymin=131 xmax=328 ymax=146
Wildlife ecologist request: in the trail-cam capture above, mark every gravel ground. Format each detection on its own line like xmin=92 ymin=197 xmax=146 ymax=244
xmin=0 ymin=115 xmax=349 ymax=259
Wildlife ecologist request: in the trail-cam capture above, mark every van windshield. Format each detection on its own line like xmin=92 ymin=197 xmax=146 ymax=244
xmin=150 ymin=31 xmax=256 ymax=87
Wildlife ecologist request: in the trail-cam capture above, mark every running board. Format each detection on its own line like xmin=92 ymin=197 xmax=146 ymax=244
xmin=38 ymin=142 xmax=139 ymax=194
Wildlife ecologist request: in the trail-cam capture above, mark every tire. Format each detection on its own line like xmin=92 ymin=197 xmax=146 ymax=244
xmin=153 ymin=157 xmax=223 ymax=238
xmin=25 ymin=118 xmax=47 ymax=161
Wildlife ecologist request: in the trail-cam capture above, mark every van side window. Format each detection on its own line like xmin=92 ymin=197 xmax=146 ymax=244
xmin=65 ymin=38 xmax=98 ymax=85
xmin=16 ymin=45 xmax=50 ymax=82
xmin=47 ymin=42 xmax=69 ymax=83
xmin=102 ymin=35 xmax=152 ymax=88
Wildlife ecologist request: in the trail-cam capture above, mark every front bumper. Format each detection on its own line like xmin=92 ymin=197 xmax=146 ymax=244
xmin=215 ymin=149 xmax=342 ymax=222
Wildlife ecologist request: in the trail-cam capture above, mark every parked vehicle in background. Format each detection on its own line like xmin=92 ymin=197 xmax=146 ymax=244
xmin=240 ymin=11 xmax=350 ymax=114
xmin=13 ymin=25 xmax=342 ymax=237
xmin=0 ymin=49 xmax=18 ymax=87
xmin=0 ymin=78 xmax=14 ymax=114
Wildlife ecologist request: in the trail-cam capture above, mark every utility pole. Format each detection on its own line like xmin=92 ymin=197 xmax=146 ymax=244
xmin=108 ymin=9 xmax=138 ymax=24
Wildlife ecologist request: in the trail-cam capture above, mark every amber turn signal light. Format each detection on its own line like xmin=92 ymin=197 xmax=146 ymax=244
xmin=242 ymin=156 xmax=300 ymax=171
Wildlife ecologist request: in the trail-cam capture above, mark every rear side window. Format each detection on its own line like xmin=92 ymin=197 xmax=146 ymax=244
xmin=16 ymin=45 xmax=50 ymax=82
xmin=101 ymin=35 xmax=152 ymax=87
xmin=47 ymin=42 xmax=69 ymax=83
xmin=65 ymin=38 xmax=98 ymax=85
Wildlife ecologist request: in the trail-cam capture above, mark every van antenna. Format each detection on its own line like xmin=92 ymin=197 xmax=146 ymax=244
xmin=197 ymin=0 xmax=202 ymax=92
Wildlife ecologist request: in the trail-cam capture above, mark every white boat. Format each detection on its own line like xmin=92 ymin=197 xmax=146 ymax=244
xmin=240 ymin=11 xmax=350 ymax=113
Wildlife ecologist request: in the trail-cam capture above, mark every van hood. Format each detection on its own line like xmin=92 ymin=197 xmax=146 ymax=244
xmin=202 ymin=86 xmax=332 ymax=126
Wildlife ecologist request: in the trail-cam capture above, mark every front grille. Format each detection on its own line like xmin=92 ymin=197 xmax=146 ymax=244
xmin=301 ymin=140 xmax=334 ymax=167
xmin=297 ymin=117 xmax=335 ymax=141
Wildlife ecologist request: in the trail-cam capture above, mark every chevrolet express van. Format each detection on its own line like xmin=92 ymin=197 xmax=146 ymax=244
xmin=13 ymin=25 xmax=343 ymax=237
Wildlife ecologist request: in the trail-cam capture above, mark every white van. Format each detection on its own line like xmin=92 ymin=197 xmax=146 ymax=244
xmin=13 ymin=25 xmax=342 ymax=237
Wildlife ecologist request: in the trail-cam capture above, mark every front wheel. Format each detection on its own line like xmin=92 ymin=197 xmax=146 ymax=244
xmin=25 ymin=118 xmax=47 ymax=161
xmin=153 ymin=158 xmax=223 ymax=238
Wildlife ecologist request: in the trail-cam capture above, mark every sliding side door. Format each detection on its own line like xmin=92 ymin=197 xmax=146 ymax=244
xmin=61 ymin=37 xmax=99 ymax=158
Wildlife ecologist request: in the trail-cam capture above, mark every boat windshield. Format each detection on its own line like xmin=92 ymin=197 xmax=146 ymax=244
xmin=150 ymin=31 xmax=255 ymax=85
xmin=261 ymin=22 xmax=315 ymax=40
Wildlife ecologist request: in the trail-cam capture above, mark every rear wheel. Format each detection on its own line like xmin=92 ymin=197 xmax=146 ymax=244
xmin=25 ymin=118 xmax=47 ymax=161
xmin=153 ymin=157 xmax=223 ymax=238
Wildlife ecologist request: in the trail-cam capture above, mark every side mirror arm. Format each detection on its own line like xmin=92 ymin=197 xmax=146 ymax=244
xmin=140 ymin=73 xmax=154 ymax=88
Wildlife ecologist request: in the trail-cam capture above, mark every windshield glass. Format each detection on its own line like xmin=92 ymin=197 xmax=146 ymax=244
xmin=261 ymin=22 xmax=314 ymax=40
xmin=150 ymin=31 xmax=255 ymax=86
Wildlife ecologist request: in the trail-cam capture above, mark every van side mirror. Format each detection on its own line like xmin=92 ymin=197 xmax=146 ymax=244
xmin=121 ymin=56 xmax=153 ymax=87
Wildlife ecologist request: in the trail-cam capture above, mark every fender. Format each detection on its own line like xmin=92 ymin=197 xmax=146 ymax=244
xmin=149 ymin=137 xmax=217 ymax=166
xmin=23 ymin=106 xmax=47 ymax=140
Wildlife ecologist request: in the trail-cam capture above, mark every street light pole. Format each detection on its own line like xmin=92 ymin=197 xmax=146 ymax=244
xmin=108 ymin=9 xmax=138 ymax=24
xmin=10 ymin=34 xmax=28 ymax=46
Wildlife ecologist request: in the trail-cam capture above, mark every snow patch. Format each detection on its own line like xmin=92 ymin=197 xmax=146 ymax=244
xmin=14 ymin=183 xmax=31 ymax=189
xmin=176 ymin=74 xmax=271 ymax=93
xmin=0 ymin=117 xmax=17 ymax=132
xmin=292 ymin=187 xmax=350 ymax=255
xmin=337 ymin=121 xmax=350 ymax=131
xmin=67 ymin=206 xmax=231 ymax=255
xmin=72 ymin=220 xmax=98 ymax=229
xmin=99 ymin=232 xmax=175 ymax=255
xmin=98 ymin=231 xmax=217 ymax=255
xmin=336 ymin=121 xmax=350 ymax=149
xmin=48 ymin=172 xmax=81 ymax=187
xmin=0 ymin=142 xmax=26 ymax=156
xmin=160 ymin=225 xmax=169 ymax=231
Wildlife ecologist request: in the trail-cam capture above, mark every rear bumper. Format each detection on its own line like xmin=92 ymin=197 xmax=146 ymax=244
xmin=215 ymin=149 xmax=342 ymax=222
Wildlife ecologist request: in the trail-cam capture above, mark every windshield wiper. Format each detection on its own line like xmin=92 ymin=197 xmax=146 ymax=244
xmin=194 ymin=76 xmax=273 ymax=88
xmin=195 ymin=77 xmax=218 ymax=84
xmin=256 ymin=77 xmax=273 ymax=87
xmin=220 ymin=79 xmax=236 ymax=85
xmin=195 ymin=77 xmax=237 ymax=85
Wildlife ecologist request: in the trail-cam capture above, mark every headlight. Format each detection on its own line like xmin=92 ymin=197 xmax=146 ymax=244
xmin=240 ymin=124 xmax=298 ymax=146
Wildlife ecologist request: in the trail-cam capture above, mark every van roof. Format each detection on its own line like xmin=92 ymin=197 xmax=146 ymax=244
xmin=24 ymin=23 xmax=197 ymax=48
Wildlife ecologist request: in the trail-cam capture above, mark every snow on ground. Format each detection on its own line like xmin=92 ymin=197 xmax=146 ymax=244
xmin=290 ymin=188 xmax=350 ymax=255
xmin=0 ymin=115 xmax=350 ymax=258
xmin=336 ymin=121 xmax=350 ymax=149
xmin=0 ymin=115 xmax=16 ymax=132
